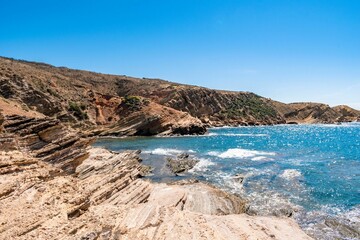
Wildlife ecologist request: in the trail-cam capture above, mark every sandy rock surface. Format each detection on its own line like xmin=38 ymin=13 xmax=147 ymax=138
xmin=0 ymin=114 xmax=312 ymax=239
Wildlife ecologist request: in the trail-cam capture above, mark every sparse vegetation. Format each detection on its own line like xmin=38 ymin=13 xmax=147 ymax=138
xmin=122 ymin=95 xmax=143 ymax=110
xmin=143 ymin=98 xmax=150 ymax=106
xmin=47 ymin=88 xmax=61 ymax=98
xmin=221 ymin=95 xmax=277 ymax=119
xmin=68 ymin=101 xmax=89 ymax=120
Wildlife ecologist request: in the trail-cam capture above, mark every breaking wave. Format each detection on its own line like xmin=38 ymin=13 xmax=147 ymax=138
xmin=208 ymin=148 xmax=276 ymax=160
xmin=188 ymin=158 xmax=215 ymax=172
xmin=143 ymin=148 xmax=195 ymax=156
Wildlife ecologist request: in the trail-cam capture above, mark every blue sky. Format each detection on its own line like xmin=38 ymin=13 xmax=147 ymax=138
xmin=1 ymin=0 xmax=359 ymax=109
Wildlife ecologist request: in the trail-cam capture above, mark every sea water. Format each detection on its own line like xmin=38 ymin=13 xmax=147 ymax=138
xmin=94 ymin=123 xmax=360 ymax=239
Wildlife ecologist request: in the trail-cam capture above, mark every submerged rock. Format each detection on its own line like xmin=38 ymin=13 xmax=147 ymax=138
xmin=324 ymin=219 xmax=360 ymax=239
xmin=233 ymin=173 xmax=246 ymax=183
xmin=166 ymin=153 xmax=199 ymax=174
xmin=139 ymin=164 xmax=154 ymax=177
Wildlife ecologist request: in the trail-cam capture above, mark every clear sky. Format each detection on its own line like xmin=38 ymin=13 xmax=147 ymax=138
xmin=1 ymin=0 xmax=359 ymax=109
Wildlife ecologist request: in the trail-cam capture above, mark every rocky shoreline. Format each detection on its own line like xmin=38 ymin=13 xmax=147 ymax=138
xmin=0 ymin=114 xmax=313 ymax=239
xmin=3 ymin=56 xmax=354 ymax=239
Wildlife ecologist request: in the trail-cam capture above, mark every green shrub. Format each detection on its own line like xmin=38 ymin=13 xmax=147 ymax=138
xmin=68 ymin=101 xmax=89 ymax=120
xmin=221 ymin=95 xmax=277 ymax=120
xmin=123 ymin=96 xmax=142 ymax=110
xmin=47 ymin=88 xmax=61 ymax=98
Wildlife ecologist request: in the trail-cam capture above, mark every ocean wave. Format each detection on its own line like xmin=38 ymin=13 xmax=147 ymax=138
xmin=279 ymin=169 xmax=302 ymax=179
xmin=188 ymin=158 xmax=215 ymax=172
xmin=208 ymin=148 xmax=276 ymax=159
xmin=143 ymin=148 xmax=195 ymax=156
xmin=251 ymin=156 xmax=273 ymax=161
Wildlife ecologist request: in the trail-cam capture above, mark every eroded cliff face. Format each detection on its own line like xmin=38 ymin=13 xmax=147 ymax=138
xmin=0 ymin=57 xmax=205 ymax=135
xmin=267 ymin=100 xmax=360 ymax=124
xmin=332 ymin=105 xmax=360 ymax=122
xmin=115 ymin=78 xmax=286 ymax=126
xmin=0 ymin=115 xmax=93 ymax=172
xmin=0 ymin=56 xmax=359 ymax=137
xmin=0 ymin=115 xmax=312 ymax=239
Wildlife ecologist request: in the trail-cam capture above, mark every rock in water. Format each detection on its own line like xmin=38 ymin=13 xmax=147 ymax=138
xmin=139 ymin=164 xmax=154 ymax=177
xmin=166 ymin=153 xmax=199 ymax=174
xmin=233 ymin=173 xmax=245 ymax=183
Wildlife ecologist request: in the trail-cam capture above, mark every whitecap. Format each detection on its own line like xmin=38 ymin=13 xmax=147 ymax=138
xmin=211 ymin=148 xmax=276 ymax=159
xmin=222 ymin=133 xmax=269 ymax=137
xmin=188 ymin=158 xmax=215 ymax=172
xmin=251 ymin=156 xmax=273 ymax=161
xmin=143 ymin=148 xmax=195 ymax=156
xmin=279 ymin=169 xmax=302 ymax=179
xmin=207 ymin=151 xmax=221 ymax=156
xmin=206 ymin=133 xmax=218 ymax=136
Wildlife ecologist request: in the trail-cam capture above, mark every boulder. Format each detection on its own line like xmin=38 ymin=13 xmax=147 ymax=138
xmin=166 ymin=153 xmax=199 ymax=174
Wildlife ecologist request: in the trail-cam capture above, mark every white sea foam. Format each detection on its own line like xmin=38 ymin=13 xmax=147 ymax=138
xmin=207 ymin=151 xmax=221 ymax=156
xmin=206 ymin=133 xmax=218 ymax=136
xmin=246 ymin=190 xmax=301 ymax=216
xmin=143 ymin=148 xmax=195 ymax=156
xmin=209 ymin=148 xmax=276 ymax=159
xmin=223 ymin=133 xmax=269 ymax=137
xmin=210 ymin=126 xmax=234 ymax=129
xmin=206 ymin=133 xmax=268 ymax=137
xmin=318 ymin=122 xmax=360 ymax=128
xmin=251 ymin=156 xmax=272 ymax=161
xmin=188 ymin=158 xmax=215 ymax=173
xmin=342 ymin=206 xmax=360 ymax=224
xmin=280 ymin=169 xmax=302 ymax=179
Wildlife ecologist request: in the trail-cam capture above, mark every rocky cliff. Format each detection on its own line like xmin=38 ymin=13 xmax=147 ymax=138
xmin=115 ymin=79 xmax=285 ymax=126
xmin=0 ymin=114 xmax=312 ymax=239
xmin=0 ymin=57 xmax=205 ymax=136
xmin=0 ymin=56 xmax=359 ymax=138
xmin=267 ymin=100 xmax=360 ymax=124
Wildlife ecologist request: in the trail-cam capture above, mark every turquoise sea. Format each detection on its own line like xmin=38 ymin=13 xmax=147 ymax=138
xmin=94 ymin=123 xmax=360 ymax=239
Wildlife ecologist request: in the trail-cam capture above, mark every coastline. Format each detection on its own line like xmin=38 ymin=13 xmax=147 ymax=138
xmin=94 ymin=124 xmax=360 ymax=239
xmin=0 ymin=147 xmax=312 ymax=240
xmin=94 ymin=121 xmax=360 ymax=140
xmin=0 ymin=114 xmax=313 ymax=239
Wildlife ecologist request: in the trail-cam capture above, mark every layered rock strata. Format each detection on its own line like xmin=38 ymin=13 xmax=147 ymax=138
xmin=0 ymin=115 xmax=312 ymax=239
xmin=1 ymin=56 xmax=358 ymax=136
